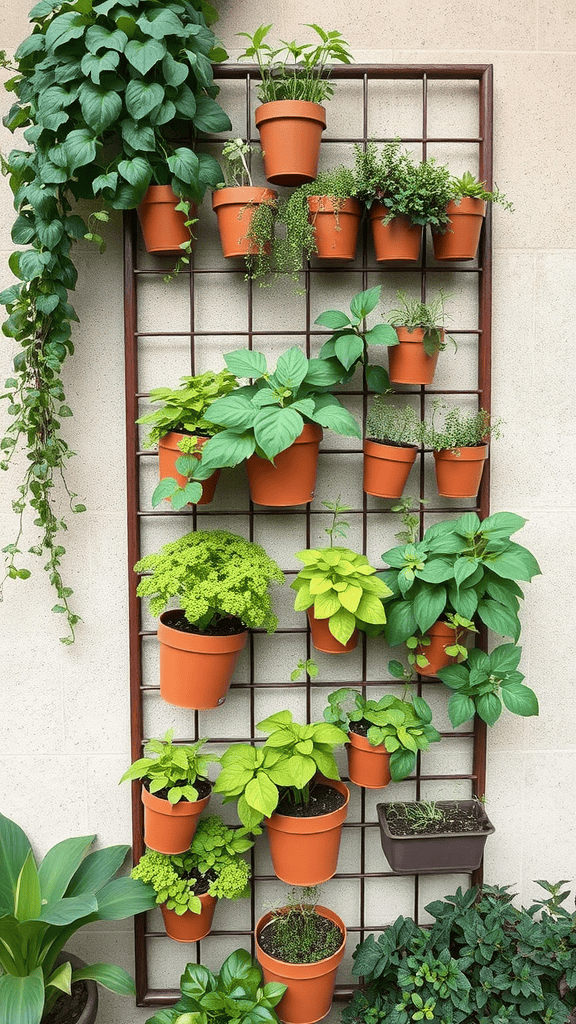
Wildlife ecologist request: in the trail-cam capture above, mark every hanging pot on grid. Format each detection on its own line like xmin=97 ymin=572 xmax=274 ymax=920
xmin=255 ymin=101 xmax=327 ymax=185
xmin=137 ymin=185 xmax=196 ymax=256
xmin=307 ymin=196 xmax=362 ymax=260
xmin=141 ymin=783 xmax=211 ymax=854
xmin=161 ymin=893 xmax=217 ymax=943
xmin=265 ymin=778 xmax=350 ymax=885
xmin=432 ymin=198 xmax=487 ymax=260
xmin=433 ymin=443 xmax=489 ymax=498
xmin=369 ymin=204 xmax=423 ymax=261
xmin=212 ymin=186 xmax=278 ymax=258
xmin=157 ymin=610 xmax=247 ymax=710
xmin=158 ymin=432 xmax=219 ymax=505
xmin=246 ymin=424 xmax=323 ymax=506
xmin=363 ymin=438 xmax=418 ymax=499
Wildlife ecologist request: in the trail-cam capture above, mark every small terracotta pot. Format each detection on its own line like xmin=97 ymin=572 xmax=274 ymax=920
xmin=414 ymin=620 xmax=465 ymax=676
xmin=433 ymin=444 xmax=488 ymax=498
xmin=158 ymin=432 xmax=219 ymax=506
xmin=265 ymin=779 xmax=350 ymax=885
xmin=307 ymin=197 xmax=362 ymax=260
xmin=212 ymin=186 xmax=277 ymax=258
xmin=246 ymin=424 xmax=322 ymax=506
xmin=255 ymin=905 xmax=346 ymax=1024
xmin=388 ymin=327 xmax=441 ymax=385
xmin=369 ymin=204 xmax=422 ymax=261
xmin=158 ymin=611 xmax=247 ymax=709
xmin=161 ymin=893 xmax=217 ymax=942
xmin=137 ymin=185 xmax=196 ymax=256
xmin=432 ymin=198 xmax=487 ymax=261
xmin=347 ymin=731 xmax=391 ymax=789
xmin=307 ymin=608 xmax=358 ymax=655
xmin=141 ymin=786 xmax=211 ymax=855
xmin=255 ymin=101 xmax=326 ymax=186
xmin=363 ymin=439 xmax=418 ymax=498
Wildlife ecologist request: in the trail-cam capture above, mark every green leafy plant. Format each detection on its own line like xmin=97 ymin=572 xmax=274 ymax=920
xmin=218 ymin=137 xmax=258 ymax=188
xmin=353 ymin=140 xmax=453 ymax=228
xmin=387 ymin=289 xmax=454 ymax=356
xmin=214 ymin=710 xmax=348 ymax=830
xmin=237 ymin=24 xmax=352 ymax=104
xmin=144 ymin=947 xmax=286 ymax=1024
xmin=262 ymin=887 xmax=343 ymax=964
xmin=134 ymin=529 xmax=285 ymax=633
xmin=450 ymin=170 xmax=514 ymax=212
xmin=365 ymin=396 xmax=422 ymax=447
xmin=315 ymin=285 xmax=397 ymax=393
xmin=0 ymin=812 xmax=156 ymax=1024
xmin=119 ymin=729 xmax=218 ymax=804
xmin=391 ymin=496 xmax=429 ymax=545
xmin=437 ymin=643 xmax=539 ymax=727
xmin=405 ymin=611 xmax=477 ymax=671
xmin=0 ymin=0 xmax=231 ymax=641
xmin=290 ymin=658 xmax=319 ymax=681
xmin=422 ymin=398 xmax=504 ymax=452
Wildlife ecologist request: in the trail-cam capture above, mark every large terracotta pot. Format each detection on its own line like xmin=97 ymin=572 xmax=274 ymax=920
xmin=265 ymin=779 xmax=349 ymax=885
xmin=307 ymin=608 xmax=358 ymax=655
xmin=161 ymin=893 xmax=217 ymax=942
xmin=388 ymin=327 xmax=441 ymax=385
xmin=363 ymin=439 xmax=418 ymax=498
xmin=141 ymin=785 xmax=211 ymax=855
xmin=255 ymin=101 xmax=326 ymax=186
xmin=369 ymin=204 xmax=422 ymax=261
xmin=307 ymin=197 xmax=362 ymax=260
xmin=432 ymin=197 xmax=487 ymax=261
xmin=158 ymin=610 xmax=247 ymax=709
xmin=137 ymin=185 xmax=196 ymax=256
xmin=255 ymin=905 xmax=346 ymax=1024
xmin=158 ymin=432 xmax=219 ymax=506
xmin=246 ymin=424 xmax=322 ymax=506
xmin=433 ymin=444 xmax=488 ymax=498
xmin=212 ymin=186 xmax=277 ymax=258
xmin=414 ymin=621 xmax=463 ymax=676
xmin=347 ymin=731 xmax=391 ymax=789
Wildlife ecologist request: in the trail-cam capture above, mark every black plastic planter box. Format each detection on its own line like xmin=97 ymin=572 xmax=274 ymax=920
xmin=376 ymin=800 xmax=495 ymax=874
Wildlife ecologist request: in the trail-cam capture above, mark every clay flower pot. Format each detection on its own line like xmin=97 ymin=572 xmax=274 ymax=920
xmin=347 ymin=731 xmax=391 ymax=789
xmin=369 ymin=204 xmax=423 ymax=261
xmin=363 ymin=439 xmax=418 ymax=498
xmin=161 ymin=893 xmax=217 ymax=942
xmin=158 ymin=432 xmax=219 ymax=506
xmin=388 ymin=327 xmax=441 ymax=385
xmin=255 ymin=101 xmax=326 ymax=186
xmin=432 ymin=197 xmax=487 ymax=261
xmin=212 ymin=186 xmax=277 ymax=258
xmin=246 ymin=424 xmax=323 ymax=506
xmin=158 ymin=610 xmax=247 ymax=709
xmin=376 ymin=799 xmax=495 ymax=874
xmin=255 ymin=905 xmax=346 ymax=1024
xmin=433 ymin=444 xmax=488 ymax=498
xmin=141 ymin=785 xmax=211 ymax=855
xmin=265 ymin=779 xmax=349 ymax=885
xmin=137 ymin=185 xmax=196 ymax=256
xmin=307 ymin=197 xmax=362 ymax=260
xmin=307 ymin=608 xmax=358 ymax=655
xmin=414 ymin=621 xmax=462 ymax=676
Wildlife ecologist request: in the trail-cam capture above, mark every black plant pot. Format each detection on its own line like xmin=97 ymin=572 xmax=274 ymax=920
xmin=48 ymin=953 xmax=98 ymax=1024
xmin=376 ymin=800 xmax=495 ymax=874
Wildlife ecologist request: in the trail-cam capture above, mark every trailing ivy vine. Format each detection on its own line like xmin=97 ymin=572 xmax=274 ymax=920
xmin=0 ymin=0 xmax=231 ymax=642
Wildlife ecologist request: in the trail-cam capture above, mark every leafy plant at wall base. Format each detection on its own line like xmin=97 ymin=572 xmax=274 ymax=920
xmin=315 ymin=285 xmax=396 ymax=392
xmin=119 ymin=729 xmax=218 ymax=804
xmin=237 ymin=24 xmax=352 ymax=104
xmin=0 ymin=0 xmax=231 ymax=640
xmin=437 ymin=643 xmax=539 ymax=727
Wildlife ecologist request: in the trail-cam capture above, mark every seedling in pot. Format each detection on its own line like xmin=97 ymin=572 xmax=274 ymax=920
xmin=406 ymin=611 xmax=477 ymax=671
xmin=387 ymin=288 xmax=455 ymax=356
xmin=119 ymin=729 xmax=218 ymax=804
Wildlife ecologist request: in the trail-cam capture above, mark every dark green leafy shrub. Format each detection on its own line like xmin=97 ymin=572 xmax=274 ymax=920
xmin=437 ymin=644 xmax=539 ymax=727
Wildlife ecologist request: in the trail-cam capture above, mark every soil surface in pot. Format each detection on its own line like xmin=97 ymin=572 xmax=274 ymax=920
xmin=44 ymin=981 xmax=88 ymax=1024
xmin=183 ymin=867 xmax=215 ymax=895
xmin=259 ymin=911 xmax=343 ymax=963
xmin=348 ymin=719 xmax=375 ymax=738
xmin=366 ymin=437 xmax=417 ymax=449
xmin=385 ymin=802 xmax=489 ymax=836
xmin=143 ymin=777 xmax=212 ymax=802
xmin=163 ymin=610 xmax=246 ymax=636
xmin=275 ymin=783 xmax=346 ymax=818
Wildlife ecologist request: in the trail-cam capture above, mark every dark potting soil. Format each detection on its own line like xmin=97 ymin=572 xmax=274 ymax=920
xmin=43 ymin=982 xmax=89 ymax=1024
xmin=185 ymin=867 xmax=215 ymax=895
xmin=385 ymin=802 xmax=489 ymax=837
xmin=368 ymin=437 xmax=417 ymax=450
xmin=144 ymin=777 xmax=212 ymax=802
xmin=275 ymin=783 xmax=345 ymax=818
xmin=163 ymin=609 xmax=246 ymax=636
xmin=259 ymin=912 xmax=343 ymax=964
xmin=348 ymin=719 xmax=371 ymax=738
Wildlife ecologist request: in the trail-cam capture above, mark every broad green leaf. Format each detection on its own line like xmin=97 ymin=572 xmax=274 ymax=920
xmin=274 ymin=347 xmax=308 ymax=389
xmin=73 ymin=963 xmax=135 ymax=995
xmin=254 ymin=407 xmax=302 ymax=459
xmin=174 ymin=84 xmax=197 ymax=119
xmin=80 ymin=49 xmax=120 ymax=83
xmin=328 ymin=606 xmax=357 ymax=645
xmin=66 ymin=845 xmax=129 ymax=897
xmin=136 ymin=9 xmax=184 ymax=38
xmin=205 ymin=395 xmax=254 ymax=431
xmin=454 ymin=557 xmax=479 ymax=588
xmin=79 ymin=82 xmax=122 ymax=133
xmin=181 ymin=962 xmax=216 ymax=1000
xmin=45 ymin=11 xmax=86 ymax=50
xmin=38 ymin=834 xmax=94 ymax=903
xmin=413 ymin=585 xmax=447 ymax=633
xmin=488 ymin=545 xmax=541 ymax=583
xmin=152 ymin=478 xmax=177 ymax=505
xmin=93 ymin=876 xmax=156 ymax=919
xmin=350 ymin=285 xmax=381 ymax=319
xmin=46 ymin=962 xmax=71 ymax=996
xmin=161 ymin=52 xmax=189 ymax=87
xmin=500 ymin=682 xmax=539 ymax=718
xmin=310 ymin=401 xmax=360 ymax=438
xmin=385 ymin=601 xmax=418 ymax=646
xmin=125 ymin=80 xmax=164 ymax=120
xmin=488 ymin=643 xmax=522 ymax=675
xmin=92 ymin=171 xmax=118 ymax=194
xmin=480 ymin=511 xmax=526 ymax=537
xmin=334 ymin=332 xmax=364 ymax=371
xmin=303 ymin=358 xmax=343 ymax=387
xmin=314 ymin=309 xmax=351 ymax=330
xmin=245 ymin=773 xmax=278 ymax=817
xmin=37 ymin=893 xmax=97 ymax=925
xmin=63 ymin=129 xmax=98 ymax=172
xmin=193 ymin=94 xmax=231 ymax=133
xmin=0 ymin=968 xmax=44 ymax=1024
xmin=364 ymin=323 xmax=398 ymax=347
xmin=365 ymin=364 xmax=391 ymax=393
xmin=389 ymin=748 xmax=415 ymax=782
xmin=172 ymin=482 xmax=202 ymax=508
xmin=118 ymin=157 xmax=152 ymax=189
xmin=477 ymin=600 xmax=520 ymax=641
xmin=476 ymin=693 xmax=503 ymax=727
xmin=167 ymin=147 xmax=199 ymax=186
xmin=448 ymin=693 xmax=476 ymax=728
xmin=125 ymin=37 xmax=166 ymax=75
xmin=417 ymin=558 xmax=454 ymax=584
xmin=356 ymin=592 xmax=386 ymax=624
xmin=313 ymin=589 xmax=341 ymax=619
xmin=224 ymin=349 xmax=267 ymax=379
xmin=436 ymin=664 xmax=469 ymax=690
xmin=14 ymin=852 xmax=41 ymax=922
xmin=11 ymin=216 xmax=35 ymax=245
xmin=84 ymin=25 xmax=127 ymax=53
xmin=121 ymin=119 xmax=156 ymax=152
xmin=196 ymin=431 xmax=254 ymax=471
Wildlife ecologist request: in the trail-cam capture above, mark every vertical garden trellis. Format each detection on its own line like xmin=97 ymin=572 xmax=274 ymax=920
xmin=123 ymin=63 xmax=494 ymax=1006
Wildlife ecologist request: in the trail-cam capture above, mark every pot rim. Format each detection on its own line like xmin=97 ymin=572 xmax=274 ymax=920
xmin=306 ymin=196 xmax=362 ymax=215
xmin=212 ymin=186 xmax=278 ymax=209
xmin=377 ymin=799 xmax=495 ymax=841
xmin=363 ymin=438 xmax=418 ymax=461
xmin=255 ymin=904 xmax=346 ymax=977
xmin=394 ymin=326 xmax=445 ymax=343
xmin=443 ymin=197 xmax=487 ymax=217
xmin=158 ymin=611 xmax=248 ymax=653
xmin=139 ymin=185 xmax=193 ymax=205
xmin=141 ymin=785 xmax=211 ymax=817
xmin=265 ymin=778 xmax=349 ymax=834
xmin=255 ymin=99 xmax=327 ymax=127
xmin=433 ymin=444 xmax=488 ymax=462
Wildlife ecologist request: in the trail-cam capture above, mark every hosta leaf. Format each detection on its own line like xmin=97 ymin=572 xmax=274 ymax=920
xmin=84 ymin=25 xmax=128 ymax=53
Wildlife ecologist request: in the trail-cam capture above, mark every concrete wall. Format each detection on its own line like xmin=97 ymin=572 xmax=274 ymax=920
xmin=1 ymin=1 xmax=575 ymax=1021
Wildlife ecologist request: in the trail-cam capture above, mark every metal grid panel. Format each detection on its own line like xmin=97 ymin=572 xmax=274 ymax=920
xmin=123 ymin=63 xmax=493 ymax=1006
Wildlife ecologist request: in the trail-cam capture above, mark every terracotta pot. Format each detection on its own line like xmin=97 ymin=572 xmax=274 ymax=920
xmin=212 ymin=186 xmax=277 ymax=258
xmin=433 ymin=444 xmax=488 ymax=498
xmin=246 ymin=424 xmax=322 ymax=506
xmin=347 ymin=731 xmax=391 ymax=789
xmin=307 ymin=608 xmax=358 ymax=655
xmin=307 ymin=197 xmax=362 ymax=260
xmin=369 ymin=204 xmax=422 ymax=261
xmin=54 ymin=953 xmax=98 ymax=1024
xmin=158 ymin=432 xmax=219 ymax=506
xmin=255 ymin=905 xmax=346 ymax=1024
xmin=432 ymin=197 xmax=487 ymax=261
xmin=376 ymin=800 xmax=495 ymax=874
xmin=414 ymin=620 xmax=463 ymax=676
xmin=265 ymin=779 xmax=349 ymax=885
xmin=363 ymin=439 xmax=418 ymax=498
xmin=255 ymin=101 xmax=326 ymax=186
xmin=388 ymin=327 xmax=440 ymax=385
xmin=137 ymin=185 xmax=196 ymax=256
xmin=158 ymin=610 xmax=247 ymax=709
xmin=161 ymin=893 xmax=217 ymax=942
xmin=141 ymin=785 xmax=211 ymax=854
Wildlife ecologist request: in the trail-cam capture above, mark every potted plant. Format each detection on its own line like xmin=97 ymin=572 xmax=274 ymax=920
xmin=212 ymin=138 xmax=278 ymax=259
xmin=314 ymin=285 xmax=396 ymax=394
xmin=238 ymin=24 xmax=352 ymax=185
xmin=0 ymin=812 xmax=156 ymax=1024
xmin=432 ymin=170 xmax=514 ymax=261
xmin=137 ymin=369 xmax=237 ymax=508
xmin=437 ymin=642 xmax=539 ymax=727
xmin=119 ymin=729 xmax=218 ymax=854
xmin=385 ymin=289 xmax=454 ymax=385
xmin=422 ymin=399 xmax=504 ymax=498
xmin=376 ymin=798 xmax=495 ymax=873
xmin=192 ymin=347 xmax=361 ymax=507
xmin=131 ymin=815 xmax=253 ymax=942
xmin=364 ymin=395 xmax=422 ymax=499
xmin=134 ymin=529 xmax=284 ymax=708
xmin=408 ymin=611 xmax=477 ymax=676
xmin=214 ymin=711 xmax=349 ymax=885
xmin=255 ymin=888 xmax=347 ymax=1024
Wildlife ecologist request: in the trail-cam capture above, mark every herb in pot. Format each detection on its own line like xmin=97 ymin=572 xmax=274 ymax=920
xmin=259 ymin=887 xmax=343 ymax=964
xmin=422 ymin=397 xmax=504 ymax=451
xmin=437 ymin=642 xmax=539 ymax=727
xmin=237 ymin=24 xmax=352 ymax=104
xmin=119 ymin=730 xmax=218 ymax=804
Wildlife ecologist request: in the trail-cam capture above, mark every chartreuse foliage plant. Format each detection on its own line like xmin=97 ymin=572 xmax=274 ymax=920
xmin=0 ymin=812 xmax=156 ymax=1024
xmin=0 ymin=0 xmax=231 ymax=641
xmin=437 ymin=643 xmax=539 ymax=728
xmin=144 ymin=948 xmax=286 ymax=1024
xmin=315 ymin=285 xmax=397 ymax=394
xmin=237 ymin=23 xmax=352 ymax=104
xmin=134 ymin=529 xmax=284 ymax=632
xmin=119 ymin=729 xmax=219 ymax=804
